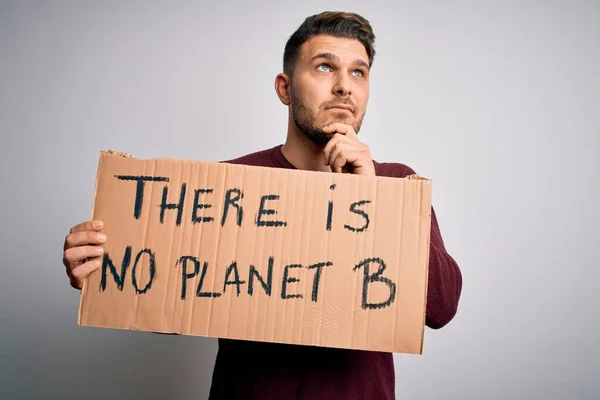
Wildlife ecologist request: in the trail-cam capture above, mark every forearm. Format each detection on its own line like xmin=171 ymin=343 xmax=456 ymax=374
xmin=424 ymin=208 xmax=463 ymax=329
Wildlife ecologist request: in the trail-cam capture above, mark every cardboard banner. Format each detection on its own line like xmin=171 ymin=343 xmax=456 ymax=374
xmin=78 ymin=150 xmax=432 ymax=354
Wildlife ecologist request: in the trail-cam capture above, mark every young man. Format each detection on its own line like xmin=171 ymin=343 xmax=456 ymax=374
xmin=62 ymin=11 xmax=462 ymax=399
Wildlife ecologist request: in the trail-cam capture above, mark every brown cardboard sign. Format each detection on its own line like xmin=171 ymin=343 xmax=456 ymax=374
xmin=78 ymin=150 xmax=432 ymax=354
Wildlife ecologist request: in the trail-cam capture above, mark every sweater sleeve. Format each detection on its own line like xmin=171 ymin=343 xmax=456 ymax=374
xmin=375 ymin=161 xmax=462 ymax=329
xmin=425 ymin=206 xmax=462 ymax=329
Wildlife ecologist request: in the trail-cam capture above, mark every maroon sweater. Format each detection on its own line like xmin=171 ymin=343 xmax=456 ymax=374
xmin=207 ymin=145 xmax=462 ymax=400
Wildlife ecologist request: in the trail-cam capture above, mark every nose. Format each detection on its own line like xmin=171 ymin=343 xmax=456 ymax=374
xmin=332 ymin=73 xmax=351 ymax=96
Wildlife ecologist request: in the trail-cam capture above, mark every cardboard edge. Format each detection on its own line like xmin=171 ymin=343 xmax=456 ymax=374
xmin=98 ymin=151 xmax=434 ymax=185
xmin=407 ymin=173 xmax=430 ymax=181
xmin=77 ymin=150 xmax=134 ymax=326
xmin=418 ymin=180 xmax=433 ymax=355
xmin=102 ymin=149 xmax=136 ymax=159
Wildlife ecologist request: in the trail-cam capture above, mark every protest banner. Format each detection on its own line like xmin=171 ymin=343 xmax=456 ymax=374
xmin=78 ymin=150 xmax=432 ymax=354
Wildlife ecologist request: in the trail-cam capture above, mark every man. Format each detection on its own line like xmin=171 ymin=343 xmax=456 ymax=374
xmin=62 ymin=11 xmax=462 ymax=399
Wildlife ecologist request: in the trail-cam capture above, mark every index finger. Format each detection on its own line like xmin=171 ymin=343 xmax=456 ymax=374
xmin=323 ymin=123 xmax=348 ymax=134
xmin=323 ymin=123 xmax=358 ymax=139
xmin=70 ymin=220 xmax=104 ymax=234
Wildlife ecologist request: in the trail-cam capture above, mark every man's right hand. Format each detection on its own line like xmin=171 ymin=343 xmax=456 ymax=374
xmin=63 ymin=220 xmax=106 ymax=290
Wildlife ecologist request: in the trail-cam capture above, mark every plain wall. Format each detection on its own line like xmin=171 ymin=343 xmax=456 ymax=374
xmin=1 ymin=1 xmax=598 ymax=398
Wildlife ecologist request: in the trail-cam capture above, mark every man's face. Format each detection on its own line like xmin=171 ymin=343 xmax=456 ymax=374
xmin=289 ymin=35 xmax=370 ymax=146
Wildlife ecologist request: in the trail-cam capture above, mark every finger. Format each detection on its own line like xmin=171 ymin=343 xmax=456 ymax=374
xmin=322 ymin=123 xmax=349 ymax=135
xmin=70 ymin=220 xmax=104 ymax=234
xmin=334 ymin=149 xmax=367 ymax=173
xmin=327 ymin=141 xmax=347 ymax=168
xmin=323 ymin=123 xmax=358 ymax=140
xmin=323 ymin=134 xmax=351 ymax=164
xmin=326 ymin=134 xmax=364 ymax=163
xmin=69 ymin=258 xmax=102 ymax=289
xmin=64 ymin=245 xmax=104 ymax=266
xmin=343 ymin=125 xmax=358 ymax=140
xmin=331 ymin=153 xmax=347 ymax=173
xmin=327 ymin=141 xmax=351 ymax=173
xmin=323 ymin=137 xmax=337 ymax=165
xmin=65 ymin=230 xmax=107 ymax=250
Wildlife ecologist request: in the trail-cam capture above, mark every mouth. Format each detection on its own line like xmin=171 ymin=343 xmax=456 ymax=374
xmin=327 ymin=105 xmax=353 ymax=113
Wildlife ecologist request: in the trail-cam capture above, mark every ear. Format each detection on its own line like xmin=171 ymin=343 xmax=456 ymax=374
xmin=274 ymin=73 xmax=291 ymax=105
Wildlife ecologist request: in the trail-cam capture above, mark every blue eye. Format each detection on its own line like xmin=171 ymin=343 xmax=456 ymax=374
xmin=317 ymin=64 xmax=331 ymax=72
xmin=353 ymin=70 xmax=363 ymax=77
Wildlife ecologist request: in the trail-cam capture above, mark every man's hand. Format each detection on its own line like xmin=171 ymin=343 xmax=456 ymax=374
xmin=322 ymin=123 xmax=375 ymax=176
xmin=63 ymin=220 xmax=106 ymax=289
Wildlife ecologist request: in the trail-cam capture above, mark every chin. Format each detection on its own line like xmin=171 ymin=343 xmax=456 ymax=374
xmin=304 ymin=130 xmax=332 ymax=147
xmin=330 ymin=113 xmax=353 ymax=122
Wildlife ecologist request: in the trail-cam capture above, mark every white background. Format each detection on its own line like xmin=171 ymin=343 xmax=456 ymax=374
xmin=1 ymin=1 xmax=598 ymax=398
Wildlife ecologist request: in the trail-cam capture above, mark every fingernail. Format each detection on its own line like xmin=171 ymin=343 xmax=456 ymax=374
xmin=97 ymin=233 xmax=106 ymax=242
xmin=96 ymin=246 xmax=104 ymax=255
xmin=95 ymin=259 xmax=102 ymax=267
xmin=93 ymin=220 xmax=103 ymax=229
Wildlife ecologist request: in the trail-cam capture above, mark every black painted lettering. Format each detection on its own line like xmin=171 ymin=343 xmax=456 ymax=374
xmin=192 ymin=188 xmax=214 ymax=223
xmin=175 ymin=256 xmax=200 ymax=300
xmin=131 ymin=248 xmax=156 ymax=294
xmin=160 ymin=183 xmax=186 ymax=226
xmin=353 ymin=258 xmax=396 ymax=310
xmin=281 ymin=264 xmax=302 ymax=299
xmin=196 ymin=261 xmax=222 ymax=298
xmin=307 ymin=261 xmax=333 ymax=302
xmin=100 ymin=245 xmax=132 ymax=291
xmin=115 ymin=175 xmax=169 ymax=220
xmin=326 ymin=201 xmax=334 ymax=231
xmin=344 ymin=200 xmax=372 ymax=233
xmin=223 ymin=261 xmax=246 ymax=296
xmin=221 ymin=188 xmax=244 ymax=227
xmin=256 ymin=194 xmax=287 ymax=227
xmin=248 ymin=257 xmax=273 ymax=296
xmin=326 ymin=184 xmax=336 ymax=231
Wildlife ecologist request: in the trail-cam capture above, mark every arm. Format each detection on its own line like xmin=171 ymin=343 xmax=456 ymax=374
xmin=425 ymin=207 xmax=462 ymax=329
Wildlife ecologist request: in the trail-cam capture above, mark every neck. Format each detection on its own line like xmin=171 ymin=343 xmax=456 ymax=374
xmin=281 ymin=119 xmax=331 ymax=172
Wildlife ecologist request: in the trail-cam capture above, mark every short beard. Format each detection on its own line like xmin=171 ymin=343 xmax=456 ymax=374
xmin=290 ymin=85 xmax=364 ymax=148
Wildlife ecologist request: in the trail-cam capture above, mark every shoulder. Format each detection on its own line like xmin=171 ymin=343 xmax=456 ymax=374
xmin=220 ymin=146 xmax=277 ymax=167
xmin=373 ymin=160 xmax=418 ymax=178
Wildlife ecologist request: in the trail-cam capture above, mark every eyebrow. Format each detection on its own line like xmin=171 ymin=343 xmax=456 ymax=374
xmin=310 ymin=52 xmax=370 ymax=70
